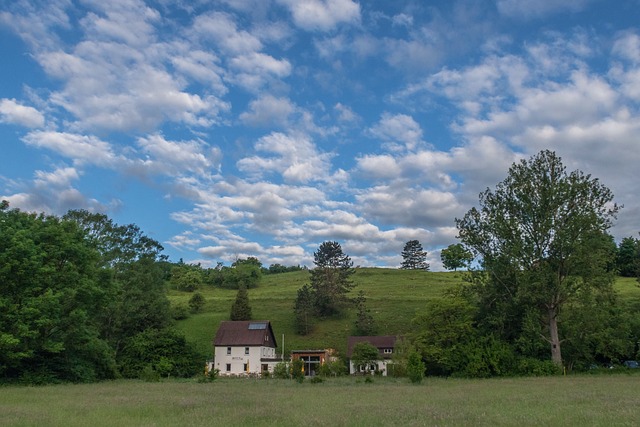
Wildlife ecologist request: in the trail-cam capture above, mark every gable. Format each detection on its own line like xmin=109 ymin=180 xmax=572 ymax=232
xmin=213 ymin=320 xmax=277 ymax=347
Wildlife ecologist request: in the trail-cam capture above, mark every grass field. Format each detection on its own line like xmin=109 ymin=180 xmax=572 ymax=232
xmin=2 ymin=375 xmax=640 ymax=426
xmin=171 ymin=269 xmax=640 ymax=359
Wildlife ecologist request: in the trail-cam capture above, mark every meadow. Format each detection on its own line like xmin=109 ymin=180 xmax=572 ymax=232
xmin=2 ymin=375 xmax=640 ymax=426
xmin=171 ymin=269 xmax=640 ymax=359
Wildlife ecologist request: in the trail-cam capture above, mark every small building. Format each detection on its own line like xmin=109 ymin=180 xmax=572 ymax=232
xmin=290 ymin=349 xmax=338 ymax=376
xmin=213 ymin=320 xmax=281 ymax=376
xmin=347 ymin=335 xmax=397 ymax=376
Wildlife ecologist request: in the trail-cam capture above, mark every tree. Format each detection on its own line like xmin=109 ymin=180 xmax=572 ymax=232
xmin=309 ymin=241 xmax=355 ymax=317
xmin=188 ymin=292 xmax=206 ymax=313
xmin=616 ymin=236 xmax=639 ymax=277
xmin=440 ymin=243 xmax=473 ymax=271
xmin=406 ymin=350 xmax=425 ymax=383
xmin=351 ymin=342 xmax=380 ymax=374
xmin=0 ymin=203 xmax=117 ymax=383
xmin=293 ymin=284 xmax=314 ymax=335
xmin=400 ymin=240 xmax=429 ymax=270
xmin=354 ymin=291 xmax=377 ymax=336
xmin=456 ymin=150 xmax=620 ymax=366
xmin=230 ymin=285 xmax=252 ymax=321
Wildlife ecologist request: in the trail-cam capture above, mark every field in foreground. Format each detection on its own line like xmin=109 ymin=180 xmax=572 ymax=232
xmin=2 ymin=375 xmax=640 ymax=426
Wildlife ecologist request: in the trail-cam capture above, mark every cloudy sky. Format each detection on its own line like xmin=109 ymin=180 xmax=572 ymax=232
xmin=1 ymin=0 xmax=639 ymax=270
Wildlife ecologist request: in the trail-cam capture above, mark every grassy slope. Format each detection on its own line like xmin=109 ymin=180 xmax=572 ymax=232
xmin=172 ymin=269 xmax=640 ymax=359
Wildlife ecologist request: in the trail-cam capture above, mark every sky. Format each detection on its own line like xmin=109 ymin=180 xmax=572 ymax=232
xmin=1 ymin=0 xmax=639 ymax=270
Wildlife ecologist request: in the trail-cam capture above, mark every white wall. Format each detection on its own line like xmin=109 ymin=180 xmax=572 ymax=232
xmin=214 ymin=345 xmax=277 ymax=376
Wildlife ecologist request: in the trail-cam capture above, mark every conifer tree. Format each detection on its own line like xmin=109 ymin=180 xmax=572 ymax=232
xmin=230 ymin=285 xmax=252 ymax=320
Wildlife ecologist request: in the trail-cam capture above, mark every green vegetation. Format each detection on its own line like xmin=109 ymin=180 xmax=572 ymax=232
xmin=3 ymin=375 xmax=640 ymax=426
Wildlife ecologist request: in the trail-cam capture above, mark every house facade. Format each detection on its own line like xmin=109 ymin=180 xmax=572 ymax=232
xmin=347 ymin=335 xmax=397 ymax=376
xmin=290 ymin=348 xmax=338 ymax=376
xmin=213 ymin=320 xmax=281 ymax=376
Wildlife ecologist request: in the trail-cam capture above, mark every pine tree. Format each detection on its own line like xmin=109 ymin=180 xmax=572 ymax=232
xmin=400 ymin=240 xmax=429 ymax=270
xmin=309 ymin=241 xmax=355 ymax=317
xmin=230 ymin=285 xmax=252 ymax=320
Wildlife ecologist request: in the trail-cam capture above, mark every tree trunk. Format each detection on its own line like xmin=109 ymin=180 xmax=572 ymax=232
xmin=548 ymin=307 xmax=562 ymax=366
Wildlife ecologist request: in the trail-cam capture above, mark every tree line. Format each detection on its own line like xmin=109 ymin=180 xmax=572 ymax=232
xmin=0 ymin=204 xmax=202 ymax=384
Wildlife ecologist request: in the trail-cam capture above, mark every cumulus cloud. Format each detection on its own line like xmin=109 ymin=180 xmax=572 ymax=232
xmin=240 ymin=95 xmax=295 ymax=127
xmin=23 ymin=131 xmax=119 ymax=167
xmin=0 ymin=99 xmax=45 ymax=128
xmin=276 ymin=0 xmax=361 ymax=31
xmin=369 ymin=113 xmax=425 ymax=152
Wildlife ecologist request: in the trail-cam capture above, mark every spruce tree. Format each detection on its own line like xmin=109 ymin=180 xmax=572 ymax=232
xmin=400 ymin=240 xmax=429 ymax=270
xmin=230 ymin=285 xmax=252 ymax=320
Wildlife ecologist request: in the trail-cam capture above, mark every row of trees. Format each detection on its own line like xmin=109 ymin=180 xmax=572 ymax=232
xmin=0 ymin=204 xmax=201 ymax=384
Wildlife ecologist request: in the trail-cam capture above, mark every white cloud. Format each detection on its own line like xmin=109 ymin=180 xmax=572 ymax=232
xmin=369 ymin=113 xmax=425 ymax=152
xmin=496 ymin=0 xmax=594 ymax=18
xmin=237 ymin=132 xmax=335 ymax=183
xmin=136 ymin=134 xmax=220 ymax=177
xmin=23 ymin=131 xmax=119 ymax=167
xmin=0 ymin=99 xmax=45 ymax=128
xmin=276 ymin=0 xmax=361 ymax=31
xmin=239 ymin=95 xmax=295 ymax=127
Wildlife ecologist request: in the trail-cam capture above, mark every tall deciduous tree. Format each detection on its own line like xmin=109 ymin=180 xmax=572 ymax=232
xmin=456 ymin=150 xmax=620 ymax=366
xmin=309 ymin=241 xmax=355 ymax=317
xmin=351 ymin=342 xmax=380 ymax=374
xmin=440 ymin=243 xmax=473 ymax=271
xmin=616 ymin=236 xmax=639 ymax=277
xmin=400 ymin=240 xmax=429 ymax=270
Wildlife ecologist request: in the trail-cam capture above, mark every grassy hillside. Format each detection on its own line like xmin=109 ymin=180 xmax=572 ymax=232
xmin=171 ymin=269 xmax=640 ymax=359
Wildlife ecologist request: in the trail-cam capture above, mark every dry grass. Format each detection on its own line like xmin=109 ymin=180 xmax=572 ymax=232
xmin=2 ymin=374 xmax=640 ymax=426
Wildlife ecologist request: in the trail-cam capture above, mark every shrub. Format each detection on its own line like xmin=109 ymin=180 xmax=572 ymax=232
xmin=273 ymin=362 xmax=290 ymax=379
xmin=516 ymin=358 xmax=562 ymax=376
xmin=407 ymin=351 xmax=425 ymax=384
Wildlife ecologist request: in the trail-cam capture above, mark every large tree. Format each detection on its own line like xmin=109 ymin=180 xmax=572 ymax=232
xmin=309 ymin=241 xmax=355 ymax=317
xmin=440 ymin=243 xmax=473 ymax=271
xmin=400 ymin=240 xmax=429 ymax=270
xmin=456 ymin=150 xmax=620 ymax=366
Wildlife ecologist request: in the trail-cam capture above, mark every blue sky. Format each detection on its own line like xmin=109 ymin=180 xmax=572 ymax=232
xmin=1 ymin=0 xmax=639 ymax=270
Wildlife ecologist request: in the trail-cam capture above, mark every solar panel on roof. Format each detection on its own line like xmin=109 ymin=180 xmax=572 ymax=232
xmin=248 ymin=322 xmax=267 ymax=330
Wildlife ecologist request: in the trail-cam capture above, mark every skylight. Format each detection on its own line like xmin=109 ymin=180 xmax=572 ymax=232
xmin=248 ymin=322 xmax=267 ymax=330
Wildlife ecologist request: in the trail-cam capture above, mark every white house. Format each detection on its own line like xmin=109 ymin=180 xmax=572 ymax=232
xmin=213 ymin=320 xmax=281 ymax=376
xmin=347 ymin=335 xmax=397 ymax=376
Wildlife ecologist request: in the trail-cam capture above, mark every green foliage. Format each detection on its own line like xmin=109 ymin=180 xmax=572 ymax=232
xmin=0 ymin=204 xmax=117 ymax=383
xmin=273 ymin=362 xmax=290 ymax=379
xmin=400 ymin=240 xmax=429 ymax=270
xmin=309 ymin=241 xmax=355 ymax=317
xmin=616 ymin=236 xmax=640 ymax=277
xmin=118 ymin=328 xmax=201 ymax=379
xmin=354 ymin=290 xmax=377 ymax=335
xmin=440 ymin=243 xmax=473 ymax=271
xmin=171 ymin=265 xmax=203 ymax=292
xmin=188 ymin=292 xmax=206 ymax=313
xmin=456 ymin=150 xmax=620 ymax=366
xmin=407 ymin=351 xmax=425 ymax=383
xmin=293 ymin=284 xmax=314 ymax=335
xmin=290 ymin=358 xmax=305 ymax=380
xmin=318 ymin=360 xmax=347 ymax=377
xmin=230 ymin=286 xmax=252 ymax=320
xmin=171 ymin=303 xmax=190 ymax=320
xmin=351 ymin=342 xmax=380 ymax=374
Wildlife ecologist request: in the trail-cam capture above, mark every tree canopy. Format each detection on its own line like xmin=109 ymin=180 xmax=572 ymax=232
xmin=440 ymin=243 xmax=473 ymax=271
xmin=400 ymin=240 xmax=429 ymax=270
xmin=456 ymin=150 xmax=620 ymax=366
xmin=309 ymin=241 xmax=355 ymax=317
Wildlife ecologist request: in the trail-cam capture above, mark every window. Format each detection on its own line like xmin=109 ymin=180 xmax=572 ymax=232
xmin=243 ymin=363 xmax=248 ymax=372
xmin=245 ymin=347 xmax=249 ymax=355
xmin=227 ymin=346 xmax=231 ymax=355
xmin=384 ymin=348 xmax=393 ymax=354
xmin=226 ymin=364 xmax=231 ymax=372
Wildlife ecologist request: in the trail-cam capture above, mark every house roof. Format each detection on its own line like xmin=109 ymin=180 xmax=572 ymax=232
xmin=213 ymin=320 xmax=277 ymax=347
xmin=347 ymin=336 xmax=397 ymax=358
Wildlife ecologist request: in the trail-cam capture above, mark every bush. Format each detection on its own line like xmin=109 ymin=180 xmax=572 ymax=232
xmin=310 ymin=376 xmax=323 ymax=384
xmin=188 ymin=292 xmax=206 ymax=313
xmin=407 ymin=351 xmax=425 ymax=384
xmin=140 ymin=365 xmax=160 ymax=382
xmin=516 ymin=358 xmax=562 ymax=376
xmin=273 ymin=362 xmax=290 ymax=379
xmin=171 ymin=304 xmax=190 ymax=320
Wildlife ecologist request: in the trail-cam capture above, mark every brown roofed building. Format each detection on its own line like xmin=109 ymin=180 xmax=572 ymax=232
xmin=347 ymin=335 xmax=397 ymax=376
xmin=213 ymin=321 xmax=281 ymax=376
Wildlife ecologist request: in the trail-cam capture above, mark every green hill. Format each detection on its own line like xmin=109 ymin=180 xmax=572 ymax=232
xmin=171 ymin=269 xmax=640 ymax=359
